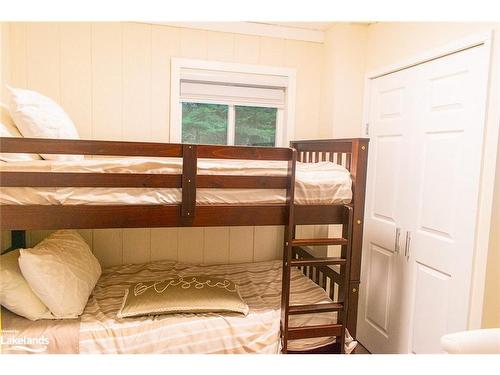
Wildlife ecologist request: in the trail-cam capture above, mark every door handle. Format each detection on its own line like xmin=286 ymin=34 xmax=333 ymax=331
xmin=394 ymin=227 xmax=401 ymax=254
xmin=404 ymin=231 xmax=411 ymax=260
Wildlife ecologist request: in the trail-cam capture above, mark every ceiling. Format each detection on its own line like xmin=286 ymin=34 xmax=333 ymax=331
xmin=256 ymin=22 xmax=337 ymax=31
xmin=255 ymin=22 xmax=372 ymax=31
xmin=154 ymin=21 xmax=373 ymax=43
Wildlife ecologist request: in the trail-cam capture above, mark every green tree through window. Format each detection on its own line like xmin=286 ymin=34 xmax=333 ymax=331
xmin=182 ymin=103 xmax=228 ymax=145
xmin=181 ymin=102 xmax=278 ymax=146
xmin=235 ymin=106 xmax=276 ymax=146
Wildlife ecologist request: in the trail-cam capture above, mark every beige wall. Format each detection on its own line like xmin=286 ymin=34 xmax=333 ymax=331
xmin=362 ymin=22 xmax=500 ymax=329
xmin=0 ymin=23 xmax=9 ymax=102
xmin=0 ymin=22 xmax=324 ymax=267
xmin=319 ymin=23 xmax=368 ymax=138
xmin=1 ymin=23 xmax=11 ymax=251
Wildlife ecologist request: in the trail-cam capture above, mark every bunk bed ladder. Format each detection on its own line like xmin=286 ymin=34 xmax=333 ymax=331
xmin=281 ymin=205 xmax=354 ymax=354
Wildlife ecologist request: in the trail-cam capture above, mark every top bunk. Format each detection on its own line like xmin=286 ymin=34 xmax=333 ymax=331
xmin=0 ymin=137 xmax=368 ymax=230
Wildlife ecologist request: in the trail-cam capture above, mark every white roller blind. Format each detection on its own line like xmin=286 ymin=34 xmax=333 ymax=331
xmin=179 ymin=67 xmax=286 ymax=108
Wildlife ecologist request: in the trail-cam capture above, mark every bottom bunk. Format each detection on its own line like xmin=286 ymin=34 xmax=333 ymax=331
xmin=1 ymin=259 xmax=354 ymax=354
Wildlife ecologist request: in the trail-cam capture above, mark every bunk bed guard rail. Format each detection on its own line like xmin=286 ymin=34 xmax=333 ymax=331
xmin=0 ymin=137 xmax=297 ymax=230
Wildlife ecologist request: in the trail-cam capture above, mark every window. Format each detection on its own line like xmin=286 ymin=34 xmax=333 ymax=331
xmin=171 ymin=59 xmax=296 ymax=147
xmin=181 ymin=103 xmax=277 ymax=146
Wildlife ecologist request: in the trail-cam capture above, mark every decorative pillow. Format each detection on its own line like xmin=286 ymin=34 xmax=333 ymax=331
xmin=18 ymin=230 xmax=101 ymax=318
xmin=6 ymin=86 xmax=83 ymax=161
xmin=0 ymin=103 xmax=42 ymax=162
xmin=0 ymin=249 xmax=54 ymax=320
xmin=117 ymin=276 xmax=249 ymax=318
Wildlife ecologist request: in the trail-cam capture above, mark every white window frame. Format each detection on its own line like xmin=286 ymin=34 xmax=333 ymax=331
xmin=170 ymin=58 xmax=296 ymax=147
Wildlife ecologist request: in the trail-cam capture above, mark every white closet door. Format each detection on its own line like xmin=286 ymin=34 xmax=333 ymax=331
xmin=405 ymin=45 xmax=490 ymax=353
xmin=358 ymin=44 xmax=490 ymax=354
xmin=356 ymin=68 xmax=415 ymax=353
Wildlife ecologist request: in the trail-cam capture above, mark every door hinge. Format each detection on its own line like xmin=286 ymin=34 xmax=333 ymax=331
xmin=365 ymin=123 xmax=370 ymax=136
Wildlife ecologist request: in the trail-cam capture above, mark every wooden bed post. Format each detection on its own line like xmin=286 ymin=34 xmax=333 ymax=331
xmin=336 ymin=206 xmax=354 ymax=353
xmin=287 ymin=138 xmax=369 ymax=350
xmin=280 ymin=148 xmax=297 ymax=353
xmin=181 ymin=144 xmax=197 ymax=223
xmin=347 ymin=139 xmax=369 ymax=337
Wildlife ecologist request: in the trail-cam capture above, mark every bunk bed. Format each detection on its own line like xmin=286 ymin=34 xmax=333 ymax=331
xmin=0 ymin=136 xmax=368 ymax=354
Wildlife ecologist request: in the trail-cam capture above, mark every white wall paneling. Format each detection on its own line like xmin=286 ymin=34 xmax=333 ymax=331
xmin=2 ymin=22 xmax=326 ymax=265
xmin=60 ymin=23 xmax=92 ymax=139
xmin=92 ymin=23 xmax=123 ymax=141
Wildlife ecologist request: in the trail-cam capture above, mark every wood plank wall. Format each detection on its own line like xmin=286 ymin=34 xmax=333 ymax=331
xmin=0 ymin=22 xmax=324 ymax=267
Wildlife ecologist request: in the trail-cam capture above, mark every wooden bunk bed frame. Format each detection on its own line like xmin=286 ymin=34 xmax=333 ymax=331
xmin=0 ymin=136 xmax=368 ymax=354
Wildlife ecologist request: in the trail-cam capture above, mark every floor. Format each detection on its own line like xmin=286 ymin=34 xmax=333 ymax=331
xmin=354 ymin=342 xmax=370 ymax=354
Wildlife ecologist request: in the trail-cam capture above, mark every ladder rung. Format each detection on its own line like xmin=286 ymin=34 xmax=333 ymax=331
xmin=291 ymin=238 xmax=348 ymax=247
xmin=288 ymin=302 xmax=343 ymax=315
xmin=287 ymin=324 xmax=343 ymax=340
xmin=290 ymin=257 xmax=346 ymax=266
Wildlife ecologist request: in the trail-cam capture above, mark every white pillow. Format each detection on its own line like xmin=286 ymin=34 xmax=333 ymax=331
xmin=19 ymin=230 xmax=102 ymax=318
xmin=0 ymin=249 xmax=54 ymax=320
xmin=6 ymin=86 xmax=83 ymax=161
xmin=0 ymin=103 xmax=42 ymax=162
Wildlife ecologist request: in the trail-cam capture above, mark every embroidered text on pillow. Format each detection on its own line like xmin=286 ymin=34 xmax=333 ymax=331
xmin=134 ymin=277 xmax=237 ymax=297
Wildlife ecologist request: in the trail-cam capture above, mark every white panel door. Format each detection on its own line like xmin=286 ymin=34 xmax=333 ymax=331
xmin=406 ymin=45 xmax=490 ymax=353
xmin=357 ymin=68 xmax=415 ymax=353
xmin=358 ymin=44 xmax=490 ymax=354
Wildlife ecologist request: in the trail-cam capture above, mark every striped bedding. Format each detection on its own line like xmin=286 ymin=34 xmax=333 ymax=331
xmin=79 ymin=259 xmax=337 ymax=354
xmin=0 ymin=158 xmax=352 ymax=206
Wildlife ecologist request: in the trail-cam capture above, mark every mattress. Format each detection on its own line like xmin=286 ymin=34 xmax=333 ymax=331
xmin=1 ymin=260 xmax=339 ymax=354
xmin=80 ymin=259 xmax=337 ymax=354
xmin=0 ymin=157 xmax=352 ymax=205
